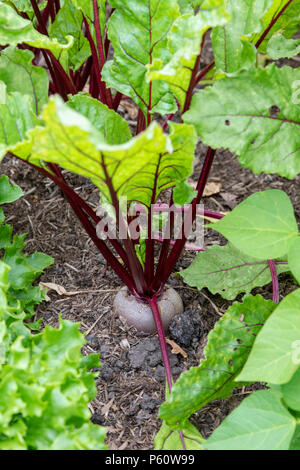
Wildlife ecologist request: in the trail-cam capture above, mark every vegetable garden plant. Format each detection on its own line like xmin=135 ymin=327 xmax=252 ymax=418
xmin=1 ymin=0 xmax=300 ymax=450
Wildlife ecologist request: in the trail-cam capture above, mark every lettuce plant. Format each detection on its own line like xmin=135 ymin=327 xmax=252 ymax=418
xmin=0 ymin=0 xmax=300 ymax=449
xmin=0 ymin=175 xmax=106 ymax=450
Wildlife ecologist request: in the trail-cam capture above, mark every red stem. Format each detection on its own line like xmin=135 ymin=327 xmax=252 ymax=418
xmin=268 ymin=260 xmax=280 ymax=304
xmin=255 ymin=0 xmax=295 ymax=49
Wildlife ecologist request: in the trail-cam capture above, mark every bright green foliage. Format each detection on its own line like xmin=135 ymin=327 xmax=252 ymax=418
xmin=159 ymin=295 xmax=275 ymax=428
xmin=102 ymin=0 xmax=180 ymax=117
xmin=238 ymin=289 xmax=300 ymax=384
xmin=67 ymin=94 xmax=132 ymax=145
xmin=205 ymin=390 xmax=296 ymax=450
xmin=181 ymin=243 xmax=290 ymax=300
xmin=49 ymin=1 xmax=91 ymax=71
xmin=0 ymin=175 xmax=23 ymax=204
xmin=0 ymin=47 xmax=49 ymax=115
xmin=0 ymin=176 xmax=53 ymax=315
xmin=148 ymin=10 xmax=227 ymax=110
xmin=0 ymin=1 xmax=73 ymax=58
xmin=0 ymin=312 xmax=106 ymax=450
xmin=290 ymin=425 xmax=300 ymax=450
xmin=252 ymin=0 xmax=300 ymax=53
xmin=26 ymin=97 xmax=197 ymax=208
xmin=211 ymin=0 xmax=273 ymax=74
xmin=288 ymin=237 xmax=300 ymax=284
xmin=173 ymin=181 xmax=197 ymax=205
xmin=184 ymin=65 xmax=300 ymax=179
xmin=0 ymin=83 xmax=39 ymax=161
xmin=154 ymin=421 xmax=204 ymax=450
xmin=209 ymin=190 xmax=298 ymax=260
xmin=281 ymin=368 xmax=300 ymax=412
xmin=267 ymin=31 xmax=300 ymax=59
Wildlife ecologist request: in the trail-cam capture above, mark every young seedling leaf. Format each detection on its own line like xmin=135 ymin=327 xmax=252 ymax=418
xmin=0 ymin=47 xmax=49 ymax=115
xmin=0 ymin=175 xmax=23 ymax=204
xmin=184 ymin=65 xmax=300 ymax=179
xmin=28 ymin=96 xmax=197 ymax=208
xmin=102 ymin=0 xmax=180 ymax=116
xmin=154 ymin=420 xmax=204 ymax=450
xmin=205 ymin=390 xmax=296 ymax=450
xmin=148 ymin=9 xmax=227 ymax=110
xmin=181 ymin=243 xmax=290 ymax=300
xmin=159 ymin=295 xmax=275 ymax=428
xmin=288 ymin=237 xmax=300 ymax=285
xmin=209 ymin=190 xmax=298 ymax=260
xmin=237 ymin=289 xmax=300 ymax=384
xmin=211 ymin=0 xmax=273 ymax=74
xmin=267 ymin=31 xmax=300 ymax=59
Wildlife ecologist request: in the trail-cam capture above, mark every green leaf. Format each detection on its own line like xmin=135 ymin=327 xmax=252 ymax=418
xmin=205 ymin=390 xmax=296 ymax=450
xmin=211 ymin=0 xmax=273 ymax=74
xmin=173 ymin=181 xmax=197 ymax=205
xmin=210 ymin=190 xmax=298 ymax=260
xmin=267 ymin=31 xmax=300 ymax=59
xmin=0 ymin=83 xmax=39 ymax=160
xmin=49 ymin=1 xmax=91 ymax=71
xmin=0 ymin=175 xmax=23 ymax=204
xmin=281 ymin=368 xmax=300 ymax=412
xmin=27 ymin=96 xmax=197 ymax=208
xmin=252 ymin=0 xmax=300 ymax=53
xmin=290 ymin=424 xmax=300 ymax=450
xmin=0 ymin=47 xmax=49 ymax=115
xmin=184 ymin=65 xmax=300 ymax=179
xmin=181 ymin=243 xmax=290 ymax=300
xmin=288 ymin=237 xmax=300 ymax=285
xmin=0 ymin=2 xmax=73 ymax=58
xmin=159 ymin=295 xmax=275 ymax=428
xmin=238 ymin=289 xmax=300 ymax=384
xmin=148 ymin=10 xmax=227 ymax=110
xmin=154 ymin=420 xmax=204 ymax=450
xmin=67 ymin=93 xmax=132 ymax=145
xmin=102 ymin=0 xmax=180 ymax=116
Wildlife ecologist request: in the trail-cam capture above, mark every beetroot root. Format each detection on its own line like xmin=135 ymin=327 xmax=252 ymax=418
xmin=113 ymin=287 xmax=184 ymax=334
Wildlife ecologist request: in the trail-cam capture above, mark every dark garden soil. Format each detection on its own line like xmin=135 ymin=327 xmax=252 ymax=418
xmin=1 ymin=40 xmax=300 ymax=450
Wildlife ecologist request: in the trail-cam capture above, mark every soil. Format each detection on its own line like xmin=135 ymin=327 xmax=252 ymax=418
xmin=1 ymin=39 xmax=300 ymax=450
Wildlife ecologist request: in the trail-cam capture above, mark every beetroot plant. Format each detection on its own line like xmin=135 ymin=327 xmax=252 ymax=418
xmin=1 ymin=0 xmax=300 ymax=450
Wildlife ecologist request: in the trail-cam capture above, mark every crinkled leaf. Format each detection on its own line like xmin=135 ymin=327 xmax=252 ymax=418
xmin=0 ymin=175 xmax=23 ymax=204
xmin=0 ymin=47 xmax=49 ymax=115
xmin=288 ymin=237 xmax=300 ymax=285
xmin=27 ymin=97 xmax=197 ymax=208
xmin=0 ymin=2 xmax=73 ymax=59
xmin=49 ymin=1 xmax=91 ymax=71
xmin=154 ymin=420 xmax=204 ymax=450
xmin=148 ymin=10 xmax=227 ymax=110
xmin=0 ymin=83 xmax=39 ymax=160
xmin=211 ymin=0 xmax=273 ymax=74
xmin=102 ymin=0 xmax=180 ymax=116
xmin=159 ymin=295 xmax=275 ymax=428
xmin=184 ymin=65 xmax=300 ymax=179
xmin=205 ymin=390 xmax=296 ymax=450
xmin=267 ymin=31 xmax=300 ymax=59
xmin=209 ymin=190 xmax=298 ymax=260
xmin=67 ymin=93 xmax=132 ymax=144
xmin=181 ymin=243 xmax=290 ymax=300
xmin=238 ymin=289 xmax=300 ymax=384
xmin=252 ymin=0 xmax=300 ymax=53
